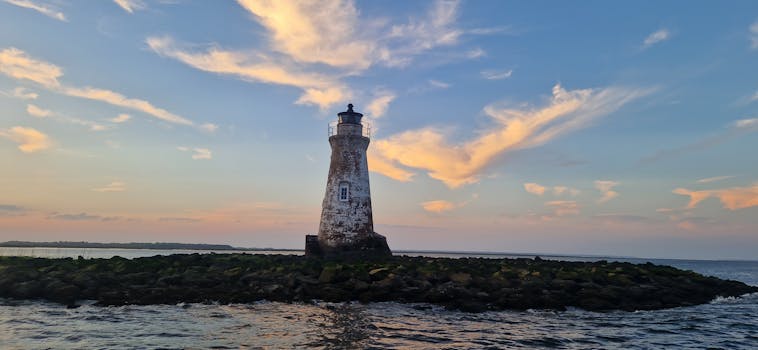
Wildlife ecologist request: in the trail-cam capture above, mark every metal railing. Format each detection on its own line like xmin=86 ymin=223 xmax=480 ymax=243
xmin=328 ymin=121 xmax=371 ymax=138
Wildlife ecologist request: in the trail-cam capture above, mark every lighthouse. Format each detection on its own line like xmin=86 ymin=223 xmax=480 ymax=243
xmin=305 ymin=104 xmax=391 ymax=258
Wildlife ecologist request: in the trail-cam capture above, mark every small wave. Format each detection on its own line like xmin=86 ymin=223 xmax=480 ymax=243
xmin=710 ymin=292 xmax=758 ymax=304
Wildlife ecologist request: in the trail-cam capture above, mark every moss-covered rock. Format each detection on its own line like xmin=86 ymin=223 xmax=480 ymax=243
xmin=0 ymin=254 xmax=755 ymax=312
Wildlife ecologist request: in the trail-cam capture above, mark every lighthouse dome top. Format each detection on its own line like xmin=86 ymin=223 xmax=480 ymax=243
xmin=337 ymin=103 xmax=363 ymax=124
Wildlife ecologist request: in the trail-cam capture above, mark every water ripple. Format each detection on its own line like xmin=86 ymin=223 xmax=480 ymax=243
xmin=0 ymin=257 xmax=756 ymax=348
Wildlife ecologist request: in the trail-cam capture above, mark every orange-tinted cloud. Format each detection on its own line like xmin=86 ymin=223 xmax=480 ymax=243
xmin=147 ymin=1 xmax=476 ymax=110
xmin=595 ymin=180 xmax=619 ymax=203
xmin=0 ymin=47 xmax=207 ymax=128
xmin=146 ymin=36 xmax=349 ymax=110
xmin=0 ymin=47 xmax=62 ymax=88
xmin=237 ymin=0 xmax=374 ymax=70
xmin=367 ymin=150 xmax=415 ymax=182
xmin=366 ymin=90 xmax=396 ymax=119
xmin=63 ymin=86 xmax=194 ymax=125
xmin=1 ymin=87 xmax=38 ymax=99
xmin=673 ymin=184 xmax=758 ymax=210
xmin=370 ymin=84 xmax=649 ymax=187
xmin=26 ymin=103 xmax=51 ymax=117
xmin=524 ymin=183 xmax=547 ymax=195
xmin=3 ymin=0 xmax=65 ymax=21
xmin=524 ymin=182 xmax=579 ymax=196
xmin=421 ymin=200 xmax=456 ymax=213
xmin=545 ymin=200 xmax=580 ymax=217
xmin=0 ymin=126 xmax=52 ymax=153
xmin=420 ymin=194 xmax=477 ymax=213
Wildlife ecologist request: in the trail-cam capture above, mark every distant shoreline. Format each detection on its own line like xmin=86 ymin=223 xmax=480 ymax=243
xmin=2 ymin=241 xmax=757 ymax=263
xmin=0 ymin=241 xmax=299 ymax=252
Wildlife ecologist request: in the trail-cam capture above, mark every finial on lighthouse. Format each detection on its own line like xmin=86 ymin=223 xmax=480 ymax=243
xmin=337 ymin=103 xmax=363 ymax=125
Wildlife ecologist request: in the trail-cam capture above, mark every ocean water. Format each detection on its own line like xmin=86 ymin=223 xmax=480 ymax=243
xmin=1 ymin=248 xmax=757 ymax=349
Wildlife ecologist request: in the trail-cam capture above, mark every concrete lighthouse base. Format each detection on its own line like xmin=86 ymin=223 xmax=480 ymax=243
xmin=305 ymin=233 xmax=391 ymax=259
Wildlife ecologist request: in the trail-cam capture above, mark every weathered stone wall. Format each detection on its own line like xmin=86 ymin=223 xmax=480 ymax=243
xmin=317 ymin=133 xmax=374 ymax=251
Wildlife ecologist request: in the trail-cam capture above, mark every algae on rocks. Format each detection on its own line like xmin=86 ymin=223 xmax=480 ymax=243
xmin=0 ymin=254 xmax=755 ymax=312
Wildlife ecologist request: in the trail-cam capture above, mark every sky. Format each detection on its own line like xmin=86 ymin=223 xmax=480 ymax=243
xmin=1 ymin=0 xmax=757 ymax=260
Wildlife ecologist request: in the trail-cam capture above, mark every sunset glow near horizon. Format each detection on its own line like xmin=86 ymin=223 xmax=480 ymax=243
xmin=1 ymin=1 xmax=757 ymax=259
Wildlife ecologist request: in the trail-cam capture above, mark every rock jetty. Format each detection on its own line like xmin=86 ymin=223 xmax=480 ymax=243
xmin=0 ymin=254 xmax=755 ymax=312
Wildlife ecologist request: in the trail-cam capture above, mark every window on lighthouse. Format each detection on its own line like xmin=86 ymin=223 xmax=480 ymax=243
xmin=339 ymin=183 xmax=349 ymax=201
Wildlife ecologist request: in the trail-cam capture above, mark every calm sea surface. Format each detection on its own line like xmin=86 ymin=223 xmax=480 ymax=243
xmin=1 ymin=247 xmax=756 ymax=349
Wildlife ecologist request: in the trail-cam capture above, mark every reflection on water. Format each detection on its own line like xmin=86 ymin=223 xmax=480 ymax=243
xmin=1 ymin=248 xmax=757 ymax=348
xmin=307 ymin=304 xmax=373 ymax=349
xmin=1 ymin=296 xmax=757 ymax=349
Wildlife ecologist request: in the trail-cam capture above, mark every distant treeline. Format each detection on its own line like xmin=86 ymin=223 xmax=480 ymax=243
xmin=0 ymin=241 xmax=264 ymax=251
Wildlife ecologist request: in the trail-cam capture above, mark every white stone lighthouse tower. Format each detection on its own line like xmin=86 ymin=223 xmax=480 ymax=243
xmin=305 ymin=104 xmax=391 ymax=258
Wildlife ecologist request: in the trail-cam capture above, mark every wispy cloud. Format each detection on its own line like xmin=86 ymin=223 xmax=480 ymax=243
xmin=26 ymin=103 xmax=51 ymax=117
xmin=466 ymin=48 xmax=486 ymax=59
xmin=642 ymin=117 xmax=758 ymax=163
xmin=366 ymin=90 xmax=396 ymax=119
xmin=696 ymin=175 xmax=735 ymax=184
xmin=25 ymin=103 xmax=107 ymax=131
xmin=0 ymin=47 xmax=62 ymax=88
xmin=545 ymin=200 xmax=579 ymax=217
xmin=366 ymin=151 xmax=415 ymax=182
xmin=158 ymin=217 xmax=202 ymax=223
xmin=237 ymin=0 xmax=374 ymax=70
xmin=734 ymin=118 xmax=758 ymax=129
xmin=750 ymin=20 xmax=758 ymax=49
xmin=524 ymin=182 xmax=546 ymax=196
xmin=47 ymin=212 xmax=120 ymax=221
xmin=524 ymin=182 xmax=579 ymax=196
xmin=386 ymin=0 xmax=463 ymax=63
xmin=655 ymin=207 xmax=716 ymax=230
xmin=110 ymin=113 xmax=131 ymax=123
xmin=643 ymin=28 xmax=670 ymax=48
xmin=553 ymin=186 xmax=580 ymax=196
xmin=67 ymin=117 xmax=107 ymax=131
xmin=369 ymin=84 xmax=650 ymax=187
xmin=0 ymin=47 xmax=209 ymax=129
xmin=177 ymin=146 xmax=212 ymax=160
xmin=63 ymin=86 xmax=194 ymax=125
xmin=113 ymin=0 xmax=145 ymax=13
xmin=421 ymin=200 xmax=456 ymax=213
xmin=146 ymin=36 xmax=349 ymax=110
xmin=420 ymin=194 xmax=477 ymax=213
xmin=481 ymin=69 xmax=512 ymax=80
xmin=0 ymin=126 xmax=52 ymax=153
xmin=428 ymin=79 xmax=451 ymax=89
xmin=0 ymin=204 xmax=24 ymax=212
xmin=673 ymin=183 xmax=758 ymax=210
xmin=147 ymin=0 xmax=475 ymax=110
xmin=92 ymin=181 xmax=126 ymax=192
xmin=192 ymin=148 xmax=212 ymax=160
xmin=1 ymin=87 xmax=38 ymax=99
xmin=595 ymin=180 xmax=619 ymax=203
xmin=199 ymin=123 xmax=218 ymax=133
xmin=3 ymin=0 xmax=65 ymax=21
xmin=0 ymin=204 xmax=26 ymax=217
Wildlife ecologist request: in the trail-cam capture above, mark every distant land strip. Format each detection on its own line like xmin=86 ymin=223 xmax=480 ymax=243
xmin=0 ymin=241 xmax=299 ymax=251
